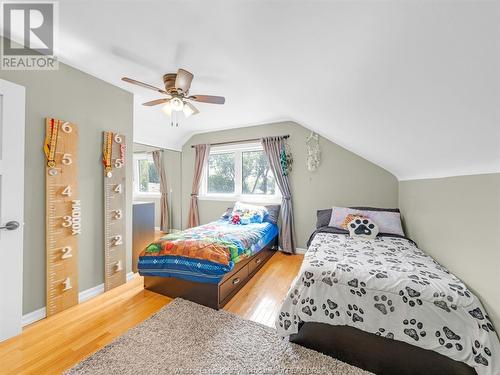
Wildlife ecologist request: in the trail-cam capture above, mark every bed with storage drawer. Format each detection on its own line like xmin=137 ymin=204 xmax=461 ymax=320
xmin=138 ymin=202 xmax=280 ymax=309
xmin=143 ymin=238 xmax=277 ymax=310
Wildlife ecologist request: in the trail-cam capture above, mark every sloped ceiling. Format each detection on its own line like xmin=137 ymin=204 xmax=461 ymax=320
xmin=57 ymin=0 xmax=500 ymax=180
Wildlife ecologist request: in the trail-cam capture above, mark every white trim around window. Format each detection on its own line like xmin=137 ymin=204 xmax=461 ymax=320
xmin=199 ymin=142 xmax=282 ymax=204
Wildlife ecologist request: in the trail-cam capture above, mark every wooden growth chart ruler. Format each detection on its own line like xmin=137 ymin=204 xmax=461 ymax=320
xmin=44 ymin=118 xmax=80 ymax=317
xmin=102 ymin=131 xmax=127 ymax=291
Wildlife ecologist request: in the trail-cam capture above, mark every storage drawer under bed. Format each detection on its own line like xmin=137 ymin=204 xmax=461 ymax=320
xmin=144 ymin=236 xmax=278 ymax=310
xmin=248 ymin=249 xmax=272 ymax=274
xmin=220 ymin=264 xmax=249 ymax=302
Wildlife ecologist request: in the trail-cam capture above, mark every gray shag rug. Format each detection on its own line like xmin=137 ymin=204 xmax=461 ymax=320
xmin=65 ymin=298 xmax=371 ymax=375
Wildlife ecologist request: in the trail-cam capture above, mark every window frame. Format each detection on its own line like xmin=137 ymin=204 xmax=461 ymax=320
xmin=199 ymin=142 xmax=281 ymax=204
xmin=133 ymin=152 xmax=161 ymax=198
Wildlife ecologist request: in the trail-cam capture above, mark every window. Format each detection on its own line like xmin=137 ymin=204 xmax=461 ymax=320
xmin=207 ymin=152 xmax=235 ymax=194
xmin=133 ymin=153 xmax=160 ymax=196
xmin=200 ymin=143 xmax=281 ymax=203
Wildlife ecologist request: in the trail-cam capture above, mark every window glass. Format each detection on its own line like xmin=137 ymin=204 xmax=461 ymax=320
xmin=137 ymin=158 xmax=160 ymax=193
xmin=207 ymin=152 xmax=235 ymax=194
xmin=242 ymin=150 xmax=276 ymax=195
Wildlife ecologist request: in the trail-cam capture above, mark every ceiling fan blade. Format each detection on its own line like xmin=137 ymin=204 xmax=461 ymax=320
xmin=183 ymin=101 xmax=199 ymax=117
xmin=122 ymin=77 xmax=168 ymax=94
xmin=175 ymin=69 xmax=194 ymax=93
xmin=142 ymin=98 xmax=169 ymax=106
xmin=188 ymin=95 xmax=225 ymax=104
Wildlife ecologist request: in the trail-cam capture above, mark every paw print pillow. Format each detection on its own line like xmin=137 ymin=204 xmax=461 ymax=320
xmin=347 ymin=217 xmax=379 ymax=239
xmin=341 ymin=214 xmax=367 ymax=229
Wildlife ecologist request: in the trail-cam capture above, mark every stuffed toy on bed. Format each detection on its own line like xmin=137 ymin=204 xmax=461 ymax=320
xmin=347 ymin=216 xmax=379 ymax=239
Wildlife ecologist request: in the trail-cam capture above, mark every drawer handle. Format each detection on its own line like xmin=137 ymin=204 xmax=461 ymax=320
xmin=255 ymin=258 xmax=262 ymax=264
xmin=232 ymin=277 xmax=240 ymax=285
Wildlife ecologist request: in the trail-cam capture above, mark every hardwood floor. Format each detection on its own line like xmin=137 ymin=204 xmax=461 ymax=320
xmin=0 ymin=252 xmax=303 ymax=375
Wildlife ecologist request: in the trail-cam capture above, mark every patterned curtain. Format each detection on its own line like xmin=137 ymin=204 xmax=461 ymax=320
xmin=261 ymin=136 xmax=296 ymax=254
xmin=152 ymin=150 xmax=169 ymax=232
xmin=188 ymin=144 xmax=210 ymax=228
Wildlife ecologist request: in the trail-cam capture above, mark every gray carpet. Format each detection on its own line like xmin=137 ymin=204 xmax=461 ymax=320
xmin=65 ymin=298 xmax=371 ymax=375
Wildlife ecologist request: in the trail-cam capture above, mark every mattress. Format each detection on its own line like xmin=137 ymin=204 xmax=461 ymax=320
xmin=138 ymin=219 xmax=278 ymax=283
xmin=276 ymin=231 xmax=500 ymax=375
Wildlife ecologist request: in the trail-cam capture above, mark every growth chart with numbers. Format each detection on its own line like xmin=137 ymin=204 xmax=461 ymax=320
xmin=44 ymin=118 xmax=80 ymax=317
xmin=102 ymin=131 xmax=127 ymax=291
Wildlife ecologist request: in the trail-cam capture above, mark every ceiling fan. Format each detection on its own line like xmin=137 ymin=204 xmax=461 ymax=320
xmin=121 ymin=69 xmax=225 ymax=121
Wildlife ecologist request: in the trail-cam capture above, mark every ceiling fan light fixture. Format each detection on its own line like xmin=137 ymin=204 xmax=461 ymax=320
xmin=183 ymin=103 xmax=195 ymax=118
xmin=170 ymin=97 xmax=184 ymax=111
xmin=161 ymin=102 xmax=172 ymax=116
xmin=122 ymin=69 xmax=225 ymax=123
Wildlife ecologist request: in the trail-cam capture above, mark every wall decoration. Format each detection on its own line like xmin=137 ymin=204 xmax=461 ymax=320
xmin=306 ymin=131 xmax=320 ymax=172
xmin=280 ymin=139 xmax=293 ymax=176
xmin=102 ymin=131 xmax=127 ymax=291
xmin=44 ymin=118 xmax=79 ymax=316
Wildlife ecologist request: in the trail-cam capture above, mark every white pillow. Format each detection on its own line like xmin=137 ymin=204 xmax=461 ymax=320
xmin=347 ymin=217 xmax=379 ymax=239
xmin=329 ymin=206 xmax=404 ymax=236
xmin=231 ymin=201 xmax=268 ymax=224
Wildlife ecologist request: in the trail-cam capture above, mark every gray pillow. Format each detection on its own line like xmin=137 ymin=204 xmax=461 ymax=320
xmin=316 ymin=209 xmax=333 ymax=229
xmin=316 ymin=207 xmax=400 ymax=228
xmin=264 ymin=205 xmax=281 ymax=225
xmin=350 ymin=206 xmax=400 ymax=213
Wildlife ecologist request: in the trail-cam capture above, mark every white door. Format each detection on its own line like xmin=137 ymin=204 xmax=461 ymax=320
xmin=0 ymin=79 xmax=25 ymax=342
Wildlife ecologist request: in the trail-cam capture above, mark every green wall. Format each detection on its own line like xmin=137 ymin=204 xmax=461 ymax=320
xmin=399 ymin=173 xmax=500 ymax=331
xmin=0 ymin=64 xmax=134 ymax=314
xmin=181 ymin=121 xmax=399 ymax=248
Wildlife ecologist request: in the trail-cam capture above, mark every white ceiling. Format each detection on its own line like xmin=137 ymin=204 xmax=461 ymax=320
xmin=57 ymin=0 xmax=500 ymax=180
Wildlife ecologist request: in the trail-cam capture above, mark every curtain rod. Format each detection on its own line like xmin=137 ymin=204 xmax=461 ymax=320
xmin=133 ymin=140 xmax=181 ymax=153
xmin=190 ymin=135 xmax=290 ymax=148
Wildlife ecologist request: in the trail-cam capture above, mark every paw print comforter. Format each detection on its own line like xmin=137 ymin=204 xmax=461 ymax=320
xmin=276 ymin=232 xmax=500 ymax=375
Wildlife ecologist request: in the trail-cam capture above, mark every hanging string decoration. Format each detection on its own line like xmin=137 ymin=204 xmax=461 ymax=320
xmin=280 ymin=139 xmax=293 ymax=176
xmin=306 ymin=131 xmax=321 ymax=172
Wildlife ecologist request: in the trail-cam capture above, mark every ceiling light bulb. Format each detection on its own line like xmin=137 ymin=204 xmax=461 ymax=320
xmin=170 ymin=97 xmax=184 ymax=111
xmin=183 ymin=103 xmax=195 ymax=118
xmin=161 ymin=102 xmax=172 ymax=116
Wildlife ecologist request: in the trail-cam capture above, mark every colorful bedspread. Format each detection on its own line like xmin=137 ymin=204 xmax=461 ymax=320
xmin=138 ymin=220 xmax=278 ymax=283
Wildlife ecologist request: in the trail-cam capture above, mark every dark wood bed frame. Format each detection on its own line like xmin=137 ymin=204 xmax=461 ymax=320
xmin=144 ymin=236 xmax=278 ymax=310
xmin=290 ymin=322 xmax=476 ymax=375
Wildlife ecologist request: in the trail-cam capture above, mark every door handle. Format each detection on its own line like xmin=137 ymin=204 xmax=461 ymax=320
xmin=0 ymin=221 xmax=20 ymax=231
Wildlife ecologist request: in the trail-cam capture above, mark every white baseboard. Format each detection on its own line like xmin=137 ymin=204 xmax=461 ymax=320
xmin=126 ymin=271 xmax=134 ymax=282
xmin=21 ymin=307 xmax=46 ymax=327
xmin=22 ymin=271 xmax=136 ymax=327
xmin=78 ymin=283 xmax=104 ymax=304
xmin=278 ymin=246 xmax=308 ymax=255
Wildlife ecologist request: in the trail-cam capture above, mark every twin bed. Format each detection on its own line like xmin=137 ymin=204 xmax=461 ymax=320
xmin=137 ymin=203 xmax=279 ymax=309
xmin=136 ymin=203 xmax=499 ymax=375
xmin=277 ymin=208 xmax=500 ymax=375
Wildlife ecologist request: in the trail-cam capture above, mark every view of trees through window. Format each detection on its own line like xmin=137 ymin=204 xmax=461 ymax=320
xmin=137 ymin=158 xmax=160 ymax=193
xmin=207 ymin=153 xmax=235 ymax=193
xmin=207 ymin=149 xmax=276 ymax=195
xmin=242 ymin=151 xmax=276 ymax=195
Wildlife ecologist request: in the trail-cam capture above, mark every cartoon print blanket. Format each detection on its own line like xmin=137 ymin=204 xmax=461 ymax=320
xmin=141 ymin=220 xmax=278 ymax=265
xmin=276 ymin=232 xmax=500 ymax=375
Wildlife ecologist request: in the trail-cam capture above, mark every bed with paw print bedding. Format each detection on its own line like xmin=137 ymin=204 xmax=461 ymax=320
xmin=276 ymin=229 xmax=500 ymax=375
